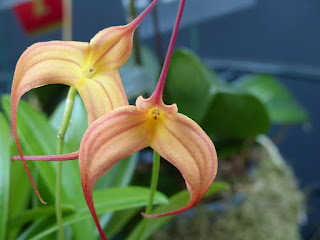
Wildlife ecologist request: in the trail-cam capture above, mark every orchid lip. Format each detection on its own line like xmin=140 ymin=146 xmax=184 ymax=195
xmin=150 ymin=107 xmax=162 ymax=120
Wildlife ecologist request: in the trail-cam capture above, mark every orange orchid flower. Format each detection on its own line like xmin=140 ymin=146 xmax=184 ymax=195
xmin=81 ymin=1 xmax=217 ymax=237
xmin=11 ymin=0 xmax=160 ymax=203
xmin=13 ymin=1 xmax=218 ymax=239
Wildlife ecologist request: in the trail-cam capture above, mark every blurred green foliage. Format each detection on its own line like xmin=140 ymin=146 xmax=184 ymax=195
xmin=166 ymin=49 xmax=308 ymax=157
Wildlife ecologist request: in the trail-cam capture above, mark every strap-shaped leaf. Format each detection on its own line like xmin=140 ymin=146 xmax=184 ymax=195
xmin=0 ymin=113 xmax=10 ymax=240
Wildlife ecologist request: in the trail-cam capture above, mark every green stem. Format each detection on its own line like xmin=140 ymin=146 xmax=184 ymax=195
xmin=136 ymin=150 xmax=160 ymax=240
xmin=55 ymin=87 xmax=77 ymax=240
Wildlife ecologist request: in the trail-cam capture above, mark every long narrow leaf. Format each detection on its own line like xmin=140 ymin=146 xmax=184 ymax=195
xmin=104 ymin=209 xmax=140 ymax=238
xmin=0 ymin=113 xmax=10 ymax=240
xmin=8 ymin=205 xmax=74 ymax=230
xmin=29 ymin=187 xmax=168 ymax=240
xmin=2 ymin=95 xmax=58 ymax=201
xmin=128 ymin=182 xmax=230 ymax=240
xmin=7 ymin=143 xmax=32 ymax=239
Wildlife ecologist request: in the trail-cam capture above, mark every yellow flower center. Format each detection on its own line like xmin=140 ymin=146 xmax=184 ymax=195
xmin=150 ymin=107 xmax=162 ymax=121
xmin=83 ymin=66 xmax=97 ymax=79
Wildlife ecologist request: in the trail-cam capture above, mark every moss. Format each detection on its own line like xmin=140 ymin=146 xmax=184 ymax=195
xmin=154 ymin=146 xmax=305 ymax=240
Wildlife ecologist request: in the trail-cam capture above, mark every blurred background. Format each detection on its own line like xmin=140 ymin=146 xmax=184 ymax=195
xmin=0 ymin=0 xmax=319 ymax=239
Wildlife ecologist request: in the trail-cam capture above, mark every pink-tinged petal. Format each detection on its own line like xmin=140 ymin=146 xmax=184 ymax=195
xmin=87 ymin=0 xmax=161 ymax=70
xmin=11 ymin=151 xmax=79 ymax=161
xmin=88 ymin=24 xmax=134 ymax=70
xmin=12 ymin=41 xmax=88 ymax=101
xmin=11 ymin=41 xmax=88 ymax=203
xmin=77 ymin=69 xmax=128 ymax=125
xmin=79 ymin=106 xmax=151 ymax=239
xmin=145 ymin=113 xmax=218 ymax=217
xmin=136 ymin=95 xmax=178 ymax=115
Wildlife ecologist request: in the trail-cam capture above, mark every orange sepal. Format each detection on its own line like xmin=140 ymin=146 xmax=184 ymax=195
xmin=78 ymin=106 xmax=150 ymax=239
xmin=11 ymin=41 xmax=88 ymax=203
xmin=143 ymin=112 xmax=217 ymax=217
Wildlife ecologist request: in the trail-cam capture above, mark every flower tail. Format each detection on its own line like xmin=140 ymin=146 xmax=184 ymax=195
xmin=82 ymin=176 xmax=107 ymax=240
xmin=11 ymin=117 xmax=46 ymax=204
xmin=141 ymin=202 xmax=196 ymax=218
xmin=11 ymin=151 xmax=79 ymax=161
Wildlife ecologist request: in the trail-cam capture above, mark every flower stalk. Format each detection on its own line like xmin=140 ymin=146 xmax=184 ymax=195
xmin=146 ymin=0 xmax=185 ymax=104
xmin=136 ymin=150 xmax=160 ymax=239
xmin=55 ymin=87 xmax=77 ymax=240
xmin=56 ymin=0 xmax=74 ymax=237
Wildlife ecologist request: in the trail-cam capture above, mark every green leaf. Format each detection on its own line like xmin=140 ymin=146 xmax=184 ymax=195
xmin=95 ymin=153 xmax=138 ymax=189
xmin=202 ymin=90 xmax=270 ymax=140
xmin=104 ymin=209 xmax=140 ymax=238
xmin=128 ymin=182 xmax=230 ymax=240
xmin=2 ymin=95 xmax=82 ymax=203
xmin=235 ymin=74 xmax=309 ymax=124
xmin=7 ymin=143 xmax=32 ymax=240
xmin=166 ymin=49 xmax=220 ymax=123
xmin=17 ymin=217 xmax=57 ymax=240
xmin=8 ymin=205 xmax=74 ymax=230
xmin=2 ymin=95 xmax=58 ymax=201
xmin=28 ymin=187 xmax=168 ymax=240
xmin=0 ymin=113 xmax=10 ymax=240
xmin=204 ymin=181 xmax=230 ymax=197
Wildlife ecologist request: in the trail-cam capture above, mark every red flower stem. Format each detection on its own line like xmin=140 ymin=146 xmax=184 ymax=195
xmin=151 ymin=0 xmax=185 ymax=103
xmin=136 ymin=1 xmax=186 ymax=239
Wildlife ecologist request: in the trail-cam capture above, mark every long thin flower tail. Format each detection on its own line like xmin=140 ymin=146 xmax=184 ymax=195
xmin=11 ymin=151 xmax=79 ymax=161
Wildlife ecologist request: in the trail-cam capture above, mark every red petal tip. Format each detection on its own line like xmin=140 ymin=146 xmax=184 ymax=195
xmin=141 ymin=203 xmax=196 ymax=218
xmin=141 ymin=211 xmax=175 ymax=218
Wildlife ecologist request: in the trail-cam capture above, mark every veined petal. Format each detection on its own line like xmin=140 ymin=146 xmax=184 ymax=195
xmin=88 ymin=25 xmax=134 ymax=70
xmin=146 ymin=113 xmax=218 ymax=217
xmin=11 ymin=41 xmax=89 ymax=131
xmin=12 ymin=41 xmax=88 ymax=105
xmin=10 ymin=41 xmax=89 ymax=203
xmin=79 ymin=106 xmax=150 ymax=239
xmin=77 ymin=69 xmax=128 ymax=125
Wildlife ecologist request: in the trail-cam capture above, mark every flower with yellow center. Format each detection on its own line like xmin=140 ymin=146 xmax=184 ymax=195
xmin=79 ymin=0 xmax=217 ymax=237
xmin=13 ymin=1 xmax=218 ymax=239
xmin=11 ymin=0 xmax=160 ymax=203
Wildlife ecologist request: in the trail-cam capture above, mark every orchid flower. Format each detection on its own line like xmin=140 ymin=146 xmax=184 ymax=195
xmin=11 ymin=0 xmax=160 ymax=203
xmin=14 ymin=0 xmax=217 ymax=239
xmin=81 ymin=1 xmax=217 ymax=237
